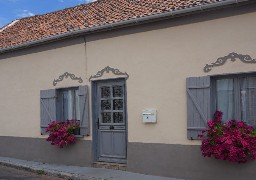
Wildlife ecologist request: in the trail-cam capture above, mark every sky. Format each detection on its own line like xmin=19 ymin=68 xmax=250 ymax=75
xmin=0 ymin=0 xmax=95 ymax=28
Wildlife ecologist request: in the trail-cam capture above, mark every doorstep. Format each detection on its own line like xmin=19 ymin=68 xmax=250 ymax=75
xmin=92 ymin=162 xmax=126 ymax=171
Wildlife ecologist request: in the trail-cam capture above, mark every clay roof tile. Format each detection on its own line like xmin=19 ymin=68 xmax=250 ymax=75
xmin=0 ymin=0 xmax=233 ymax=49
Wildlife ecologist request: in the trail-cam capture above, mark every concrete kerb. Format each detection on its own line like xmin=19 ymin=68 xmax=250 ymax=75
xmin=0 ymin=157 xmax=181 ymax=180
xmin=0 ymin=161 xmax=67 ymax=179
xmin=0 ymin=157 xmax=99 ymax=180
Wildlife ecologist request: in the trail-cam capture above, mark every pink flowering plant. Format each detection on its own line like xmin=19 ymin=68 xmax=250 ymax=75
xmin=46 ymin=120 xmax=80 ymax=148
xmin=199 ymin=111 xmax=256 ymax=163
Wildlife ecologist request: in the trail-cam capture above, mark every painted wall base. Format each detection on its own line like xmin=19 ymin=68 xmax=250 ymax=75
xmin=127 ymin=142 xmax=256 ymax=180
xmin=0 ymin=136 xmax=255 ymax=179
xmin=0 ymin=136 xmax=92 ymax=166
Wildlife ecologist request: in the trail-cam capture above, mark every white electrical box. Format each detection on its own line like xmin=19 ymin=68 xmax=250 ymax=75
xmin=143 ymin=109 xmax=157 ymax=123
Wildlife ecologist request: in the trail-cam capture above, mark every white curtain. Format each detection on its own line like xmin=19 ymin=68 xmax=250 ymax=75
xmin=63 ymin=90 xmax=73 ymax=120
xmin=241 ymin=77 xmax=256 ymax=125
xmin=63 ymin=89 xmax=81 ymax=121
xmin=216 ymin=79 xmax=234 ymax=121
xmin=75 ymin=89 xmax=81 ymax=121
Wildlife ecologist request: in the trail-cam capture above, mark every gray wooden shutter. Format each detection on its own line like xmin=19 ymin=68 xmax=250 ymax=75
xmin=40 ymin=89 xmax=57 ymax=135
xmin=78 ymin=85 xmax=90 ymax=136
xmin=187 ymin=76 xmax=211 ymax=140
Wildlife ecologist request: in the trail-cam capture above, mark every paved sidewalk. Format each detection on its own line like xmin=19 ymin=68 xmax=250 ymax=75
xmin=0 ymin=157 xmax=182 ymax=180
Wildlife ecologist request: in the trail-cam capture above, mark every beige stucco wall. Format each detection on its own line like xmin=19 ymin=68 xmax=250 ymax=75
xmin=86 ymin=5 xmax=256 ymax=145
xmin=0 ymin=4 xmax=256 ymax=145
xmin=0 ymin=37 xmax=90 ymax=139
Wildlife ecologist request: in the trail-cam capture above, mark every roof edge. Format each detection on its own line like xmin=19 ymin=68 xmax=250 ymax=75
xmin=0 ymin=0 xmax=250 ymax=54
xmin=0 ymin=20 xmax=19 ymax=32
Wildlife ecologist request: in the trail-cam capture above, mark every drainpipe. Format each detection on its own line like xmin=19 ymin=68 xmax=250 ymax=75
xmin=0 ymin=0 xmax=251 ymax=54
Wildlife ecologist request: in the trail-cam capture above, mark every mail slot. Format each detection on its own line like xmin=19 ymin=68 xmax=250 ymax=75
xmin=142 ymin=109 xmax=157 ymax=123
xmin=143 ymin=112 xmax=154 ymax=115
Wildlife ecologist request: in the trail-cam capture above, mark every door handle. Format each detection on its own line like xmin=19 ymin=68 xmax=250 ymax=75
xmin=110 ymin=126 xmax=114 ymax=130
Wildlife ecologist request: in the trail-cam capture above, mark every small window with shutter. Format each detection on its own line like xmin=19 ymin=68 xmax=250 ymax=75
xmin=40 ymin=85 xmax=89 ymax=136
xmin=56 ymin=88 xmax=80 ymax=123
xmin=187 ymin=73 xmax=256 ymax=140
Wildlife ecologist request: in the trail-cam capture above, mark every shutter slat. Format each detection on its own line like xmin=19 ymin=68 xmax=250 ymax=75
xmin=187 ymin=76 xmax=211 ymax=140
xmin=40 ymin=89 xmax=57 ymax=135
xmin=78 ymin=85 xmax=90 ymax=136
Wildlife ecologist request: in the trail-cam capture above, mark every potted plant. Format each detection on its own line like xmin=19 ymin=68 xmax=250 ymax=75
xmin=199 ymin=111 xmax=256 ymax=163
xmin=46 ymin=120 xmax=80 ymax=148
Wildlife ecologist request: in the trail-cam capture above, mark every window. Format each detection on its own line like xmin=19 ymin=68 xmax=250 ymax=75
xmin=213 ymin=76 xmax=256 ymax=126
xmin=56 ymin=88 xmax=80 ymax=122
xmin=40 ymin=86 xmax=89 ymax=136
xmin=187 ymin=74 xmax=256 ymax=140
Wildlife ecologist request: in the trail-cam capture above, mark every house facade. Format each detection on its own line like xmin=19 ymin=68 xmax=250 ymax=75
xmin=0 ymin=0 xmax=256 ymax=179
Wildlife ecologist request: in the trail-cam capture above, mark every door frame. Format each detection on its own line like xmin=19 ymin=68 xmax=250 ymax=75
xmin=91 ymin=78 xmax=128 ymax=164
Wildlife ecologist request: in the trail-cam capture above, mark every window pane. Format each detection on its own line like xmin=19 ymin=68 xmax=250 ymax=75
xmin=113 ymin=112 xmax=124 ymax=123
xmin=241 ymin=77 xmax=256 ymax=125
xmin=63 ymin=90 xmax=74 ymax=120
xmin=63 ymin=91 xmax=69 ymax=120
xmin=216 ymin=79 xmax=234 ymax=121
xmin=101 ymin=100 xmax=111 ymax=110
xmin=113 ymin=99 xmax=123 ymax=110
xmin=101 ymin=112 xmax=111 ymax=123
xmin=56 ymin=91 xmax=63 ymax=122
xmin=101 ymin=86 xmax=110 ymax=98
xmin=113 ymin=85 xmax=123 ymax=97
xmin=75 ymin=89 xmax=80 ymax=121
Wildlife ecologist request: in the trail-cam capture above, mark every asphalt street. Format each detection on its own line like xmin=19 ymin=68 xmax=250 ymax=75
xmin=0 ymin=165 xmax=63 ymax=180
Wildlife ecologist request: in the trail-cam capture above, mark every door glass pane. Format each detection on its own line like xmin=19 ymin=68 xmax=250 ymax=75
xmin=216 ymin=79 xmax=234 ymax=121
xmin=113 ymin=86 xmax=123 ymax=97
xmin=101 ymin=87 xmax=110 ymax=98
xmin=113 ymin=112 xmax=124 ymax=123
xmin=241 ymin=77 xmax=256 ymax=125
xmin=101 ymin=100 xmax=111 ymax=110
xmin=113 ymin=99 xmax=123 ymax=110
xmin=102 ymin=112 xmax=111 ymax=123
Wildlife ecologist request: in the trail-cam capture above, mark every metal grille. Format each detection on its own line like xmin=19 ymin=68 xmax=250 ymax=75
xmin=99 ymin=84 xmax=125 ymax=125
